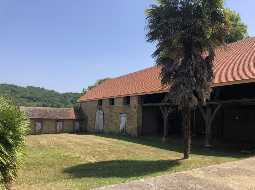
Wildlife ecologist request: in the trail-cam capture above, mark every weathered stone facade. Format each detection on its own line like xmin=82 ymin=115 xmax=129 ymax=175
xmin=21 ymin=107 xmax=80 ymax=135
xmin=29 ymin=119 xmax=77 ymax=135
xmin=80 ymin=96 xmax=142 ymax=137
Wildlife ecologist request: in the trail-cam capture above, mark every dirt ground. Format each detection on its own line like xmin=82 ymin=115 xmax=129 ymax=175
xmin=95 ymin=157 xmax=255 ymax=190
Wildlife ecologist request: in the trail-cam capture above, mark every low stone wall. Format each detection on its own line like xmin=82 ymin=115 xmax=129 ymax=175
xmin=80 ymin=96 xmax=142 ymax=137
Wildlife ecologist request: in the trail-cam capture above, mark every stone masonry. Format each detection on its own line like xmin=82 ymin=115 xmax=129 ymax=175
xmin=80 ymin=96 xmax=142 ymax=137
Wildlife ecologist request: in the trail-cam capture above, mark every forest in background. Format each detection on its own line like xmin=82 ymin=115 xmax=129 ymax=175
xmin=0 ymin=84 xmax=81 ymax=108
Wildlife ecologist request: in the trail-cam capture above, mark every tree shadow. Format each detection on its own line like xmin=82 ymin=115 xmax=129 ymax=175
xmin=64 ymin=159 xmax=181 ymax=178
xmin=91 ymin=133 xmax=255 ymax=159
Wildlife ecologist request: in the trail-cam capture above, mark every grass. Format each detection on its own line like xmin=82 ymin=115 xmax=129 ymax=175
xmin=15 ymin=134 xmax=253 ymax=190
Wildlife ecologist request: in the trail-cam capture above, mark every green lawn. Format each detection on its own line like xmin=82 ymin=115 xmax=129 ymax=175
xmin=16 ymin=134 xmax=252 ymax=190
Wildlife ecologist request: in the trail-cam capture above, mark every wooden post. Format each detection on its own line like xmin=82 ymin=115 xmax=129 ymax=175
xmin=192 ymin=109 xmax=196 ymax=137
xmin=204 ymin=107 xmax=212 ymax=148
xmin=198 ymin=104 xmax=221 ymax=148
xmin=159 ymin=94 xmax=174 ymax=142
xmin=160 ymin=106 xmax=173 ymax=142
xmin=162 ymin=114 xmax=168 ymax=142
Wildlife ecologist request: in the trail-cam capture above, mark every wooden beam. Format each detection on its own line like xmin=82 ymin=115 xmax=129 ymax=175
xmin=198 ymin=104 xmax=222 ymax=148
xmin=143 ymin=98 xmax=255 ymax=107
xmin=160 ymin=105 xmax=174 ymax=142
xmin=143 ymin=103 xmax=172 ymax=107
xmin=159 ymin=94 xmax=174 ymax=142
xmin=209 ymin=98 xmax=255 ymax=105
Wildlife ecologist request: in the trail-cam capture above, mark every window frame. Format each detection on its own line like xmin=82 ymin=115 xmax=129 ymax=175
xmin=98 ymin=99 xmax=103 ymax=106
xmin=109 ymin=98 xmax=115 ymax=106
xmin=123 ymin=96 xmax=131 ymax=106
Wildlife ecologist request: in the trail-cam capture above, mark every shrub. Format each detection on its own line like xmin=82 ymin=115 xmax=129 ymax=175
xmin=0 ymin=96 xmax=29 ymax=189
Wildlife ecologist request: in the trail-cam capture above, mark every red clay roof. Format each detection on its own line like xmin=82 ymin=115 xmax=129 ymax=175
xmin=79 ymin=38 xmax=255 ymax=102
xmin=20 ymin=107 xmax=77 ymax=120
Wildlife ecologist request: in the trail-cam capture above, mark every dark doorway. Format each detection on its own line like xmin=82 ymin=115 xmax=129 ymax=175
xmin=142 ymin=106 xmax=183 ymax=137
xmin=142 ymin=106 xmax=163 ymax=136
xmin=223 ymin=105 xmax=255 ymax=143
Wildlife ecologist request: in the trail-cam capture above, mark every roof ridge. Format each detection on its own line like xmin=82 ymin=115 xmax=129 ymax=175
xmin=227 ymin=37 xmax=255 ymax=45
xmin=104 ymin=66 xmax=157 ymax=82
xmin=94 ymin=38 xmax=255 ymax=86
xmin=90 ymin=66 xmax=157 ymax=90
xmin=79 ymin=38 xmax=255 ymax=102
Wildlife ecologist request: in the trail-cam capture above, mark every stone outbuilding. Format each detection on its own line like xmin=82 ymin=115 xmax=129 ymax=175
xmin=78 ymin=38 xmax=255 ymax=146
xmin=21 ymin=107 xmax=81 ymax=135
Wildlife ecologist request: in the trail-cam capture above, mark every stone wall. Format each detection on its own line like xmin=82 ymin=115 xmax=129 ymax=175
xmin=29 ymin=119 xmax=75 ymax=135
xmin=63 ymin=120 xmax=75 ymax=133
xmin=80 ymin=100 xmax=98 ymax=133
xmin=80 ymin=96 xmax=142 ymax=137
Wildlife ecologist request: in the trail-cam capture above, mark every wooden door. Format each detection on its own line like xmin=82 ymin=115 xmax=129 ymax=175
xmin=95 ymin=110 xmax=104 ymax=132
xmin=56 ymin=121 xmax=63 ymax=133
xmin=120 ymin=113 xmax=127 ymax=134
xmin=35 ymin=121 xmax=42 ymax=134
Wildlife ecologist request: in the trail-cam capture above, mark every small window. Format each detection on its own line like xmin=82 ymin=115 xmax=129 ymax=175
xmin=98 ymin=99 xmax=102 ymax=106
xmin=109 ymin=98 xmax=115 ymax=105
xmin=123 ymin=96 xmax=130 ymax=105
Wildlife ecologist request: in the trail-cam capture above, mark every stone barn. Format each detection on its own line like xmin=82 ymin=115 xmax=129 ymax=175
xmin=21 ymin=107 xmax=81 ymax=135
xmin=79 ymin=38 xmax=255 ymax=146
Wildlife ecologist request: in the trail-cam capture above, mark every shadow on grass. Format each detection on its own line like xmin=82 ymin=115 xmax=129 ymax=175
xmin=64 ymin=159 xmax=181 ymax=178
xmin=90 ymin=133 xmax=255 ymax=159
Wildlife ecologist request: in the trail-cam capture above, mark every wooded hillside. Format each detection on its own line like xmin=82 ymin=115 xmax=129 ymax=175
xmin=0 ymin=84 xmax=81 ymax=108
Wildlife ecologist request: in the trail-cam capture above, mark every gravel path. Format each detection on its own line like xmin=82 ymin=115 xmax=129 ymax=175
xmin=95 ymin=157 xmax=255 ymax=190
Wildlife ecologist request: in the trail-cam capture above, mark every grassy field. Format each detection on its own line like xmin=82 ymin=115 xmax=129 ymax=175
xmin=16 ymin=134 xmax=252 ymax=190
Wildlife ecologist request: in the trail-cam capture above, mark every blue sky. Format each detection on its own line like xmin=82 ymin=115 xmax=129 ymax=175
xmin=0 ymin=0 xmax=254 ymax=93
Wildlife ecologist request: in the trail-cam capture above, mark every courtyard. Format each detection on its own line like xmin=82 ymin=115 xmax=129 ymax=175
xmin=16 ymin=134 xmax=253 ymax=190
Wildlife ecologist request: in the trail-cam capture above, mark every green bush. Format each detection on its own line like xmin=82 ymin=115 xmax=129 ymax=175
xmin=0 ymin=96 xmax=29 ymax=189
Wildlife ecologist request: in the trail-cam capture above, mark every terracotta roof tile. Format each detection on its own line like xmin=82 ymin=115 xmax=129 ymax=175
xmin=20 ymin=107 xmax=76 ymax=120
xmin=79 ymin=38 xmax=255 ymax=102
xmin=214 ymin=37 xmax=255 ymax=85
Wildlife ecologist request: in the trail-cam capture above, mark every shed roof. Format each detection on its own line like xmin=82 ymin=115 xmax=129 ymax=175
xmin=20 ymin=107 xmax=77 ymax=120
xmin=79 ymin=37 xmax=255 ymax=102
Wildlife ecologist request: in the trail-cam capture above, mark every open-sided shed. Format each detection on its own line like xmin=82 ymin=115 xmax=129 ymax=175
xmin=79 ymin=38 xmax=255 ymax=146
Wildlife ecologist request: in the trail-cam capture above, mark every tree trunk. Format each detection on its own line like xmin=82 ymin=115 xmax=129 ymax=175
xmin=183 ymin=108 xmax=191 ymax=159
xmin=162 ymin=115 xmax=168 ymax=142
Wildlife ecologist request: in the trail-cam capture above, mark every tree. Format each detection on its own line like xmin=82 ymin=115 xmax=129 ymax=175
xmin=146 ymin=0 xmax=227 ymax=159
xmin=224 ymin=8 xmax=248 ymax=43
xmin=0 ymin=84 xmax=81 ymax=108
xmin=0 ymin=96 xmax=29 ymax=189
xmin=83 ymin=78 xmax=111 ymax=93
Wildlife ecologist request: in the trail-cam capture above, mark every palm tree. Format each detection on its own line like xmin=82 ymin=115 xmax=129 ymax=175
xmin=146 ymin=0 xmax=227 ymax=159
